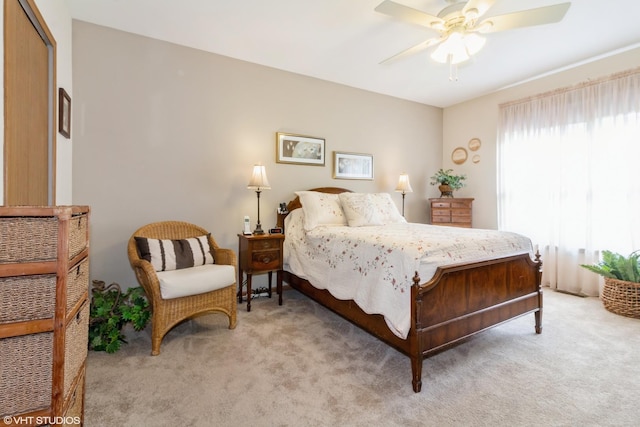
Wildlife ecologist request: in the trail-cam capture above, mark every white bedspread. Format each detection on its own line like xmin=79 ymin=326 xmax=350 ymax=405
xmin=284 ymin=209 xmax=534 ymax=340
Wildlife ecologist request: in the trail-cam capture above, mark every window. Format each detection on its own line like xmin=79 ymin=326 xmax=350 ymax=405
xmin=497 ymin=69 xmax=640 ymax=296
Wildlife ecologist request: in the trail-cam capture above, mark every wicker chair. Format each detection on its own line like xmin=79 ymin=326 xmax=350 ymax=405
xmin=127 ymin=221 xmax=237 ymax=355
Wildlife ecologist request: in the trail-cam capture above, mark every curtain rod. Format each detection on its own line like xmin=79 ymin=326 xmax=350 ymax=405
xmin=499 ymin=66 xmax=640 ymax=108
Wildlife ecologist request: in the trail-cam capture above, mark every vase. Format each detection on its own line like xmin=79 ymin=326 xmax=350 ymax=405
xmin=438 ymin=184 xmax=453 ymax=198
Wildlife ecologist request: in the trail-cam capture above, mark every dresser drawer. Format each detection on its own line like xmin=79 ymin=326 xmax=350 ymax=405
xmin=450 ymin=201 xmax=472 ymax=209
xmin=0 ymin=274 xmax=56 ymax=324
xmin=0 ymin=332 xmax=53 ymax=416
xmin=431 ymin=202 xmax=451 ymax=209
xmin=0 ymin=209 xmax=88 ymax=264
xmin=451 ymin=215 xmax=472 ymax=223
xmin=62 ymin=367 xmax=84 ymax=426
xmin=66 ymin=258 xmax=89 ymax=316
xmin=63 ymin=302 xmax=89 ymax=398
xmin=432 ymin=209 xmax=452 ymax=217
xmin=432 ymin=215 xmax=451 ymax=224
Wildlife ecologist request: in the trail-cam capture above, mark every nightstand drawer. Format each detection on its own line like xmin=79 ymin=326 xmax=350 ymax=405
xmin=251 ymin=250 xmax=280 ymax=270
xmin=251 ymin=239 xmax=280 ymax=250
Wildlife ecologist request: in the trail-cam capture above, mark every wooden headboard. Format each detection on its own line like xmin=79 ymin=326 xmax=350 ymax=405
xmin=276 ymin=187 xmax=351 ymax=230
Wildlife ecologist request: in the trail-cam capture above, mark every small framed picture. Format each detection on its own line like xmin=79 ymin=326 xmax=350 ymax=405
xmin=276 ymin=132 xmax=325 ymax=166
xmin=58 ymin=88 xmax=71 ymax=138
xmin=333 ymin=151 xmax=373 ymax=180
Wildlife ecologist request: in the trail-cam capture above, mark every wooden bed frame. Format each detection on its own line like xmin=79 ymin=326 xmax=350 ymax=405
xmin=277 ymin=187 xmax=543 ymax=393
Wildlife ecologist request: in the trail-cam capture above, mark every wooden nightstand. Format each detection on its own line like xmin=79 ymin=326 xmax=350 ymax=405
xmin=237 ymin=233 xmax=285 ymax=312
xmin=429 ymin=198 xmax=474 ymax=228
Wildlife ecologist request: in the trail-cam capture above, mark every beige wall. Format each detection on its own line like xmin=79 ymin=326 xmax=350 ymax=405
xmin=72 ymin=21 xmax=443 ymax=288
xmin=442 ymin=46 xmax=640 ymax=229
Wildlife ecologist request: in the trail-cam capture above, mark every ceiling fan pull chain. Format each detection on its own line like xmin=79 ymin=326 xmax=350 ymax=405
xmin=449 ymin=58 xmax=459 ymax=82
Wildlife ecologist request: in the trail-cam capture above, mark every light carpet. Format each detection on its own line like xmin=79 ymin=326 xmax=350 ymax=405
xmin=85 ymin=289 xmax=640 ymax=427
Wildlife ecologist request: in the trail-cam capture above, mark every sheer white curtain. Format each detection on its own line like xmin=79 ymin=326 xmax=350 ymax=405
xmin=497 ymin=69 xmax=640 ymax=296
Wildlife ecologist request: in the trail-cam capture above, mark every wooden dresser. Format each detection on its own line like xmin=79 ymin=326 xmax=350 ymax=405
xmin=0 ymin=206 xmax=90 ymax=426
xmin=429 ymin=198 xmax=474 ymax=228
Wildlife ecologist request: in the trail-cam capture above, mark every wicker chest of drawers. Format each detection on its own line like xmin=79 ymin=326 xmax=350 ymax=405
xmin=0 ymin=206 xmax=90 ymax=426
xmin=429 ymin=198 xmax=474 ymax=228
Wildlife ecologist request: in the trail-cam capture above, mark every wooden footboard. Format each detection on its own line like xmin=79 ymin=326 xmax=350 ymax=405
xmin=283 ymin=251 xmax=542 ymax=393
xmin=409 ymin=251 xmax=542 ymax=392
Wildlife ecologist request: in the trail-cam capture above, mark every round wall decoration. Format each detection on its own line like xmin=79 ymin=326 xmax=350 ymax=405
xmin=452 ymin=147 xmax=468 ymax=165
xmin=468 ymin=138 xmax=481 ymax=151
xmin=472 ymin=154 xmax=481 ymax=164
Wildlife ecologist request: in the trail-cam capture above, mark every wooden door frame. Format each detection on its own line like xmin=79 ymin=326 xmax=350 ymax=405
xmin=3 ymin=0 xmax=57 ymax=204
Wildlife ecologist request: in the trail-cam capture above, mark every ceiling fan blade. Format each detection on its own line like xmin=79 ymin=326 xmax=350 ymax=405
xmin=375 ymin=0 xmax=443 ymax=29
xmin=379 ymin=37 xmax=444 ymax=64
xmin=462 ymin=0 xmax=496 ymax=19
xmin=478 ymin=2 xmax=571 ymax=33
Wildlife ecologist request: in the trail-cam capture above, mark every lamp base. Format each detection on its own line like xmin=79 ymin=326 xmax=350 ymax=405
xmin=253 ymin=223 xmax=265 ymax=235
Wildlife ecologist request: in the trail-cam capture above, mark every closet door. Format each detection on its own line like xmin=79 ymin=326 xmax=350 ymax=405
xmin=4 ymin=0 xmax=56 ymax=205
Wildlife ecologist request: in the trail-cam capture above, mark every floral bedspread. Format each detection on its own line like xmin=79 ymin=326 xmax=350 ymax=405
xmin=283 ymin=209 xmax=534 ymax=339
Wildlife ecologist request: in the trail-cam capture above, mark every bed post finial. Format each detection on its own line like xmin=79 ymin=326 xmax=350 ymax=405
xmin=412 ymin=271 xmax=420 ymax=287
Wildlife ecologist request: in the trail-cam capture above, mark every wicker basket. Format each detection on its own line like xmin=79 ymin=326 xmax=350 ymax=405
xmin=0 ymin=332 xmax=53 ymax=417
xmin=0 ymin=212 xmax=88 ymax=263
xmin=602 ymin=277 xmax=640 ymax=319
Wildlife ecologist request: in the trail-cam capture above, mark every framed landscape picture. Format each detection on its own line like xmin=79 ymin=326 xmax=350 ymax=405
xmin=333 ymin=151 xmax=373 ymax=180
xmin=276 ymin=132 xmax=325 ymax=166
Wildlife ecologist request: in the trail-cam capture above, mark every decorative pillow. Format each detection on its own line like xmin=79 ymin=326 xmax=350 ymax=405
xmin=338 ymin=193 xmax=383 ymax=227
xmin=295 ymin=191 xmax=347 ymax=231
xmin=370 ymin=193 xmax=407 ymax=224
xmin=135 ymin=235 xmax=215 ymax=272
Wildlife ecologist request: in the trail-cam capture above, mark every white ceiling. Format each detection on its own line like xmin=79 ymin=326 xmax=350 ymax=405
xmin=67 ymin=0 xmax=640 ymax=108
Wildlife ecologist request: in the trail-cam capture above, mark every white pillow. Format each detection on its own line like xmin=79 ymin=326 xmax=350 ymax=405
xmin=295 ymin=191 xmax=347 ymax=231
xmin=338 ymin=193 xmax=383 ymax=227
xmin=370 ymin=193 xmax=407 ymax=224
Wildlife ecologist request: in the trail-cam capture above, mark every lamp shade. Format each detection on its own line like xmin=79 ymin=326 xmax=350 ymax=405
xmin=395 ymin=173 xmax=413 ymax=194
xmin=247 ymin=164 xmax=271 ymax=190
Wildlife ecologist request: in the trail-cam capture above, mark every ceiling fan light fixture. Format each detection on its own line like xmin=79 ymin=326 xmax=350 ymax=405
xmin=430 ymin=31 xmax=485 ymax=65
xmin=464 ymin=32 xmax=486 ymax=56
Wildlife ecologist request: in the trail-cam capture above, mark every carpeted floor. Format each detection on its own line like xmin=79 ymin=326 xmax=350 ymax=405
xmin=85 ymin=288 xmax=640 ymax=427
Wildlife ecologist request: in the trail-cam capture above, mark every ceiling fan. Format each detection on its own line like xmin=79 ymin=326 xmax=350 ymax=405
xmin=375 ymin=0 xmax=571 ymax=66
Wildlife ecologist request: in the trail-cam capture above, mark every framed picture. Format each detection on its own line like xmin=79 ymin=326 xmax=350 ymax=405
xmin=276 ymin=132 xmax=325 ymax=166
xmin=58 ymin=88 xmax=71 ymax=138
xmin=333 ymin=151 xmax=373 ymax=180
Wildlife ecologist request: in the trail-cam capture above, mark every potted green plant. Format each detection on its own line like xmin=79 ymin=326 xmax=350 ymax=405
xmin=581 ymin=250 xmax=640 ymax=319
xmin=430 ymin=168 xmax=467 ymax=197
xmin=89 ymin=280 xmax=151 ymax=353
